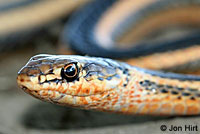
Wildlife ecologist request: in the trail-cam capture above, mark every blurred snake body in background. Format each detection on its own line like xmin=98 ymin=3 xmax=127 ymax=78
xmin=17 ymin=0 xmax=200 ymax=115
xmin=0 ymin=0 xmax=89 ymax=51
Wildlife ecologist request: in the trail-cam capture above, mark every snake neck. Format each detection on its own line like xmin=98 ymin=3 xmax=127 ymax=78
xmin=85 ymin=63 xmax=200 ymax=115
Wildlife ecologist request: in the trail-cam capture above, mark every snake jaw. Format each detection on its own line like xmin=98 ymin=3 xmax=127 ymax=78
xmin=17 ymin=73 xmax=116 ymax=107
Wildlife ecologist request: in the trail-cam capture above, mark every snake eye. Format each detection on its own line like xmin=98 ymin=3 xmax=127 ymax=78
xmin=61 ymin=63 xmax=79 ymax=82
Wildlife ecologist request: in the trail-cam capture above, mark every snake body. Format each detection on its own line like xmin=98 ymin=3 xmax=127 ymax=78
xmin=17 ymin=54 xmax=200 ymax=115
xmin=63 ymin=0 xmax=200 ymax=59
xmin=17 ymin=0 xmax=200 ymax=115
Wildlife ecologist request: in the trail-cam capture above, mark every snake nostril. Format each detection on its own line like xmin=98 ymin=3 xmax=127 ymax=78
xmin=20 ymin=79 xmax=24 ymax=82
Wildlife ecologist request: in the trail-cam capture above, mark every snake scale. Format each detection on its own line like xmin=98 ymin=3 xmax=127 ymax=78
xmin=17 ymin=0 xmax=200 ymax=115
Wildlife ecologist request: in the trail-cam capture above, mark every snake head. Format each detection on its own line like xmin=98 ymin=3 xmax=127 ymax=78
xmin=17 ymin=54 xmax=123 ymax=107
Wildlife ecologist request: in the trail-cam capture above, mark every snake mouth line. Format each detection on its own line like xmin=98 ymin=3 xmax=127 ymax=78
xmin=19 ymin=84 xmax=113 ymax=98
xmin=22 ymin=87 xmax=113 ymax=108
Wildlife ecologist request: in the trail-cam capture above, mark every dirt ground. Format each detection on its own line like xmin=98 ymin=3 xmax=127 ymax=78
xmin=0 ymin=29 xmax=199 ymax=134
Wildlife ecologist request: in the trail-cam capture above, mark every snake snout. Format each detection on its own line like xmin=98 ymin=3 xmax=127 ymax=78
xmin=17 ymin=73 xmax=32 ymax=95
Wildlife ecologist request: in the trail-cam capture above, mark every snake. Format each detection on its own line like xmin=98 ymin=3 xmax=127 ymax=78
xmin=17 ymin=54 xmax=200 ymax=115
xmin=17 ymin=0 xmax=200 ymax=115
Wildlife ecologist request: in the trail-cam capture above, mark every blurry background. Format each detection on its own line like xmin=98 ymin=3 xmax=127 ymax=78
xmin=0 ymin=0 xmax=199 ymax=134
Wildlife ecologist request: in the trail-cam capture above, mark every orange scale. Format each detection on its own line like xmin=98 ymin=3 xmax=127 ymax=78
xmin=93 ymin=87 xmax=101 ymax=94
xmin=75 ymin=85 xmax=82 ymax=94
xmin=160 ymin=103 xmax=172 ymax=114
xmin=144 ymin=99 xmax=150 ymax=102
xmin=120 ymin=107 xmax=129 ymax=113
xmin=164 ymin=95 xmax=171 ymax=101
xmin=135 ymin=100 xmax=142 ymax=103
xmin=78 ymin=97 xmax=88 ymax=105
xmin=114 ymin=96 xmax=119 ymax=100
xmin=106 ymin=96 xmax=111 ymax=101
xmin=93 ymin=102 xmax=101 ymax=107
xmin=54 ymin=86 xmax=59 ymax=91
xmin=129 ymin=95 xmax=135 ymax=99
xmin=104 ymin=98 xmax=111 ymax=102
xmin=100 ymin=102 xmax=108 ymax=107
xmin=59 ymin=86 xmax=66 ymax=93
xmin=134 ymin=94 xmax=141 ymax=98
xmin=127 ymin=104 xmax=138 ymax=114
xmin=82 ymin=88 xmax=90 ymax=94
xmin=139 ymin=104 xmax=149 ymax=114
xmin=152 ymin=98 xmax=160 ymax=102
xmin=90 ymin=96 xmax=100 ymax=101
xmin=70 ymin=85 xmax=77 ymax=89
xmin=111 ymin=100 xmax=118 ymax=105
xmin=62 ymin=89 xmax=68 ymax=94
xmin=58 ymin=85 xmax=64 ymax=90
xmin=185 ymin=98 xmax=198 ymax=105
xmin=148 ymin=104 xmax=159 ymax=113
xmin=129 ymin=100 xmax=134 ymax=103
xmin=186 ymin=105 xmax=199 ymax=115
xmin=174 ymin=104 xmax=185 ymax=115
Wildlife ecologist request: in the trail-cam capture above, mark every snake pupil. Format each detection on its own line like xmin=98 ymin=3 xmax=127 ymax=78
xmin=65 ymin=64 xmax=76 ymax=77
xmin=61 ymin=63 xmax=79 ymax=82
